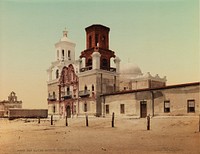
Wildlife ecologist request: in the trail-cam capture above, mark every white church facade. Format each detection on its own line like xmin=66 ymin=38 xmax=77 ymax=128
xmin=47 ymin=24 xmax=200 ymax=118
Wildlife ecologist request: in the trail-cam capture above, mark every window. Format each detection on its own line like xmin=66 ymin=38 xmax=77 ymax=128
xmin=67 ymin=87 xmax=70 ymax=95
xmin=84 ymin=85 xmax=87 ymax=91
xmin=187 ymin=100 xmax=195 ymax=113
xmin=84 ymin=103 xmax=87 ymax=112
xmin=53 ymin=105 xmax=56 ymax=113
xmin=120 ymin=104 xmax=125 ymax=114
xmin=95 ymin=34 xmax=99 ymax=46
xmin=102 ymin=59 xmax=108 ymax=68
xmin=92 ymin=84 xmax=94 ymax=91
xmin=68 ymin=50 xmax=71 ymax=59
xmin=56 ymin=69 xmax=59 ymax=79
xmin=164 ymin=101 xmax=170 ymax=113
xmin=106 ymin=105 xmax=109 ymax=114
xmin=52 ymin=92 xmax=55 ymax=98
xmin=87 ymin=59 xmax=92 ymax=66
xmin=62 ymin=50 xmax=65 ymax=59
xmin=89 ymin=36 xmax=92 ymax=48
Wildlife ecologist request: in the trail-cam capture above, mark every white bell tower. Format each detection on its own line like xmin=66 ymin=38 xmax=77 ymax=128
xmin=47 ymin=28 xmax=77 ymax=116
xmin=47 ymin=28 xmax=76 ymax=82
xmin=55 ymin=28 xmax=76 ymax=62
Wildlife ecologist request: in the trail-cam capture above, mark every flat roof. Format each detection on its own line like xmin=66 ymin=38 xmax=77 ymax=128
xmin=101 ymin=82 xmax=200 ymax=97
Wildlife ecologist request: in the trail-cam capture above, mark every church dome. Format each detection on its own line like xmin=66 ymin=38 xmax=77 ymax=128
xmin=120 ymin=63 xmax=142 ymax=79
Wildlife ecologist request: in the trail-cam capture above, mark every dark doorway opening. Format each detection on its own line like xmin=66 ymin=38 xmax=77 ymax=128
xmin=66 ymin=105 xmax=71 ymax=118
xmin=140 ymin=101 xmax=147 ymax=118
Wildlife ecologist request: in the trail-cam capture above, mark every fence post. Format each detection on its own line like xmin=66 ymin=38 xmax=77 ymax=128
xmin=199 ymin=114 xmax=200 ymax=132
xmin=86 ymin=114 xmax=88 ymax=127
xmin=112 ymin=112 xmax=115 ymax=127
xmin=51 ymin=115 xmax=53 ymax=125
xmin=147 ymin=114 xmax=150 ymax=130
xmin=38 ymin=117 xmax=40 ymax=124
xmin=66 ymin=115 xmax=68 ymax=126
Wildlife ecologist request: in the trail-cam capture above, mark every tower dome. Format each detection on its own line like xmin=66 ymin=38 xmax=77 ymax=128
xmin=120 ymin=63 xmax=142 ymax=79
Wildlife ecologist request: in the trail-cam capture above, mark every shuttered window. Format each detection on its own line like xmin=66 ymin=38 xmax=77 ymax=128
xmin=164 ymin=101 xmax=170 ymax=113
xmin=187 ymin=100 xmax=195 ymax=113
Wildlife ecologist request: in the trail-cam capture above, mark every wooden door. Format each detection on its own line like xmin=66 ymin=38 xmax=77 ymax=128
xmin=140 ymin=101 xmax=147 ymax=118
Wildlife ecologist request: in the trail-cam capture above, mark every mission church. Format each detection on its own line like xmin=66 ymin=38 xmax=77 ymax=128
xmin=47 ymin=24 xmax=199 ymax=118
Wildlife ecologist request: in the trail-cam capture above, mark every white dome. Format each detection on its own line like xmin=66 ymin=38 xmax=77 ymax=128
xmin=120 ymin=63 xmax=142 ymax=79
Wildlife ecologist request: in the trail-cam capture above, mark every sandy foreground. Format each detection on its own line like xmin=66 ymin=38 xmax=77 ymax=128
xmin=0 ymin=116 xmax=199 ymax=154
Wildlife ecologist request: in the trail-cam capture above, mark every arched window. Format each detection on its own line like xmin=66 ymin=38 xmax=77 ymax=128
xmin=84 ymin=85 xmax=87 ymax=91
xmin=92 ymin=84 xmax=94 ymax=91
xmin=102 ymin=36 xmax=106 ymax=47
xmin=89 ymin=36 xmax=92 ymax=48
xmin=95 ymin=34 xmax=99 ymax=46
xmin=102 ymin=59 xmax=108 ymax=68
xmin=56 ymin=69 xmax=59 ymax=79
xmin=67 ymin=87 xmax=70 ymax=95
xmin=68 ymin=50 xmax=71 ymax=59
xmin=62 ymin=49 xmax=65 ymax=60
xmin=53 ymin=92 xmax=55 ymax=99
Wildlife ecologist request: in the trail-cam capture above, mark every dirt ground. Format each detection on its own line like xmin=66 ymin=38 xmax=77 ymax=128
xmin=0 ymin=116 xmax=199 ymax=154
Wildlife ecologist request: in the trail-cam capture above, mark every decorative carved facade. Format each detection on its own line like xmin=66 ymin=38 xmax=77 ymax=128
xmin=58 ymin=64 xmax=78 ymax=117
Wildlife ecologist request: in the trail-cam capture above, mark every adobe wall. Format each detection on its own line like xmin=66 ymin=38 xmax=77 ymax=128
xmin=9 ymin=109 xmax=48 ymax=120
xmin=102 ymin=84 xmax=200 ymax=117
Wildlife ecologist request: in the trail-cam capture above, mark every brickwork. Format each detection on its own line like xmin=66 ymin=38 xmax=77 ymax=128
xmin=85 ymin=24 xmax=110 ymax=49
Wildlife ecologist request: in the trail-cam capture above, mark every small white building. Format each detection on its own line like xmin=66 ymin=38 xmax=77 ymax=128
xmin=0 ymin=92 xmax=22 ymax=117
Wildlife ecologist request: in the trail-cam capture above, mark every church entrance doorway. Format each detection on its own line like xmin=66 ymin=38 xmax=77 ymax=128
xmin=140 ymin=101 xmax=147 ymax=118
xmin=66 ymin=105 xmax=71 ymax=118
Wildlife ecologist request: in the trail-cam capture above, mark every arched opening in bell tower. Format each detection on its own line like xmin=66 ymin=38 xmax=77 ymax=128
xmin=87 ymin=59 xmax=92 ymax=67
xmin=102 ymin=58 xmax=108 ymax=69
xmin=95 ymin=34 xmax=99 ymax=46
xmin=89 ymin=36 xmax=92 ymax=48
xmin=80 ymin=24 xmax=116 ymax=72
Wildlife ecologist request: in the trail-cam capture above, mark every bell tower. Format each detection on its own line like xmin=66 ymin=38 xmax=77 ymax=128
xmin=78 ymin=24 xmax=120 ymax=117
xmin=86 ymin=24 xmax=109 ymax=49
xmin=80 ymin=24 xmax=115 ymax=71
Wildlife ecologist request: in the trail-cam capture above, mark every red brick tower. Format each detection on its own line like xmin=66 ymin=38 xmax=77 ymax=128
xmin=80 ymin=24 xmax=115 ymax=71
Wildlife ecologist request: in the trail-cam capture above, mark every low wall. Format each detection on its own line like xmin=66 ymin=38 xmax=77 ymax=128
xmin=8 ymin=109 xmax=48 ymax=120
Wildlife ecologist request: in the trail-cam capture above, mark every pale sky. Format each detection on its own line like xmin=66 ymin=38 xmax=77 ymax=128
xmin=0 ymin=0 xmax=199 ymax=109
